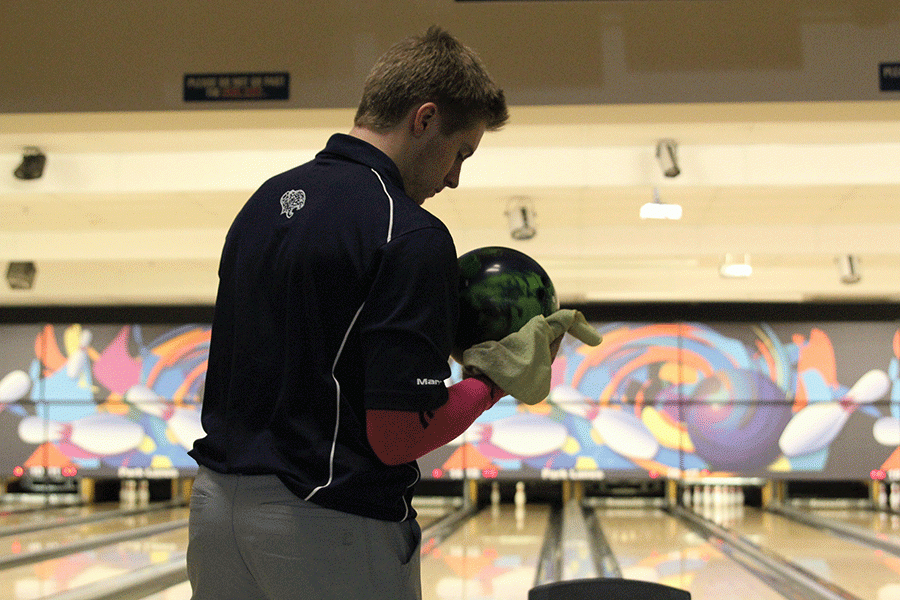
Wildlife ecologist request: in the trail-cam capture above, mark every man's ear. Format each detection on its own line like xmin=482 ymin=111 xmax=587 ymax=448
xmin=411 ymin=102 xmax=439 ymax=138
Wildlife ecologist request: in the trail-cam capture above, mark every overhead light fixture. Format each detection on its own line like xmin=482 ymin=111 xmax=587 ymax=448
xmin=6 ymin=261 xmax=37 ymax=290
xmin=656 ymin=139 xmax=680 ymax=178
xmin=837 ymin=254 xmax=861 ymax=284
xmin=720 ymin=254 xmax=752 ymax=278
xmin=506 ymin=197 xmax=536 ymax=240
xmin=14 ymin=147 xmax=46 ymax=180
xmin=640 ymin=187 xmax=682 ymax=220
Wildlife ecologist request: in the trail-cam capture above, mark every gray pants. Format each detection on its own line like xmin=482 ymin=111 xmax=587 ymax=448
xmin=187 ymin=466 xmax=422 ymax=600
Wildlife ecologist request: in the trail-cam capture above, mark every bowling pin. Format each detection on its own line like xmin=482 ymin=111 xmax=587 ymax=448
xmin=873 ymin=416 xmax=900 ymax=447
xmin=476 ymin=413 xmax=568 ymax=458
xmin=591 ymin=408 xmax=660 ymax=461
xmin=891 ymin=483 xmax=900 ymax=511
xmin=0 ymin=370 xmax=32 ymax=404
xmin=125 ymin=384 xmax=205 ymax=448
xmin=65 ymin=347 xmax=90 ymax=380
xmin=515 ymin=504 xmax=525 ymax=530
xmin=548 ymin=385 xmax=597 ymax=420
xmin=18 ymin=413 xmax=144 ymax=456
xmin=120 ymin=479 xmax=136 ymax=507
xmin=138 ymin=480 xmax=150 ymax=506
xmin=490 ymin=481 xmax=500 ymax=506
xmin=889 ymin=356 xmax=900 ymax=400
xmin=779 ymin=369 xmax=890 ymax=457
xmin=165 ymin=408 xmax=205 ymax=448
xmin=515 ymin=481 xmax=526 ymax=530
xmin=682 ymin=485 xmax=691 ymax=507
xmin=878 ymin=483 xmax=889 ymax=509
xmin=65 ymin=329 xmax=93 ymax=380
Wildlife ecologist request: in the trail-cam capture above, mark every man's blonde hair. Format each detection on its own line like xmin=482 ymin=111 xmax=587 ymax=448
xmin=354 ymin=26 xmax=508 ymax=134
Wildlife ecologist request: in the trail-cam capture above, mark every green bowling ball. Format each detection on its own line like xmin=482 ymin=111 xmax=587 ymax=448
xmin=452 ymin=246 xmax=558 ymax=363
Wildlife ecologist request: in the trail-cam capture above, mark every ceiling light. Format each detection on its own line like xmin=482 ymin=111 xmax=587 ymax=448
xmin=14 ymin=147 xmax=46 ymax=180
xmin=837 ymin=254 xmax=861 ymax=284
xmin=6 ymin=262 xmax=37 ymax=290
xmin=506 ymin=197 xmax=536 ymax=240
xmin=656 ymin=139 xmax=680 ymax=178
xmin=640 ymin=188 xmax=682 ymax=220
xmin=720 ymin=254 xmax=752 ymax=278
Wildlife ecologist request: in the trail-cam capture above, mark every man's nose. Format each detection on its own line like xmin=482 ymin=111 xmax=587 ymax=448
xmin=445 ymin=163 xmax=462 ymax=189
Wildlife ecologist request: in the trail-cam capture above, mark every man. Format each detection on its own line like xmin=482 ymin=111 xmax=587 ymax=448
xmin=187 ymin=26 xmax=572 ymax=600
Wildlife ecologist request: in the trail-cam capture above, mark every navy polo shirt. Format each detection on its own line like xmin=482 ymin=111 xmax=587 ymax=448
xmin=190 ymin=134 xmax=459 ymax=521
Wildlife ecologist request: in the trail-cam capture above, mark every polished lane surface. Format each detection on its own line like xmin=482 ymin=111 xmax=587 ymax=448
xmin=15 ymin=497 xmax=899 ymax=600
xmin=138 ymin=498 xmax=465 ymax=600
xmin=594 ymin=504 xmax=793 ymax=600
xmin=142 ymin=504 xmax=549 ymax=600
xmin=415 ymin=498 xmax=465 ymax=530
xmin=420 ymin=504 xmax=549 ymax=600
xmin=0 ymin=505 xmax=188 ymax=560
xmin=0 ymin=514 xmax=188 ymax=599
xmin=801 ymin=505 xmax=900 ymax=540
xmin=0 ymin=502 xmax=112 ymax=530
xmin=142 ymin=581 xmax=192 ymax=599
xmin=711 ymin=506 xmax=900 ymax=600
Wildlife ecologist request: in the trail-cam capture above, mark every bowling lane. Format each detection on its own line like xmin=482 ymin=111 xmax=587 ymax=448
xmin=420 ymin=504 xmax=550 ymax=600
xmin=722 ymin=506 xmax=900 ymax=600
xmin=0 ymin=502 xmax=148 ymax=538
xmin=594 ymin=504 xmax=794 ymax=600
xmin=137 ymin=497 xmax=473 ymax=600
xmin=0 ymin=498 xmax=80 ymax=516
xmin=0 ymin=505 xmax=190 ymax=559
xmin=141 ymin=581 xmax=192 ymax=599
xmin=137 ymin=499 xmax=478 ymax=600
xmin=414 ymin=496 xmax=465 ymax=529
xmin=0 ymin=502 xmax=117 ymax=530
xmin=0 ymin=516 xmax=188 ymax=599
xmin=803 ymin=505 xmax=900 ymax=540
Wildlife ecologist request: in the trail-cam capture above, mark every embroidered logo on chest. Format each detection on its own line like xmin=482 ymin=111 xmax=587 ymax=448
xmin=280 ymin=189 xmax=306 ymax=218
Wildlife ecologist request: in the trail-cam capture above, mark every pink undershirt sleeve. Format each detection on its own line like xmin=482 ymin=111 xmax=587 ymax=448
xmin=366 ymin=376 xmax=505 ymax=466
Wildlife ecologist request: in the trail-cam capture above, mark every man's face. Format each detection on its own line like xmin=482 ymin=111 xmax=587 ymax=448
xmin=406 ymin=120 xmax=486 ymax=205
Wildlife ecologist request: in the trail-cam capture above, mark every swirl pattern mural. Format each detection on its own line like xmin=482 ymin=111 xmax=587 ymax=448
xmin=1 ymin=318 xmax=898 ymax=482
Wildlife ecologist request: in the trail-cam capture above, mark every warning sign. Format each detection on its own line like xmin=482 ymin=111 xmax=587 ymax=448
xmin=879 ymin=63 xmax=900 ymax=92
xmin=183 ymin=72 xmax=290 ymax=102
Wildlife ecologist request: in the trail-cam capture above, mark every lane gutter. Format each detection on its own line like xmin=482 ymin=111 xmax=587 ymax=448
xmin=0 ymin=500 xmax=186 ymax=538
xmin=768 ymin=502 xmax=900 ymax=559
xmin=670 ymin=505 xmax=863 ymax=600
xmin=42 ymin=501 xmax=484 ymax=600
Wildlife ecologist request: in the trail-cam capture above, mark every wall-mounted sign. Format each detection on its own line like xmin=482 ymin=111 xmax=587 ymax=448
xmin=184 ymin=72 xmax=290 ymax=101
xmin=880 ymin=63 xmax=900 ymax=91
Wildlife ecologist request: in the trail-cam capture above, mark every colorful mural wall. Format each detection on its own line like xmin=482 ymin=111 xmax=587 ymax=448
xmin=1 ymin=317 xmax=899 ymax=482
xmin=424 ymin=321 xmax=900 ymax=482
xmin=0 ymin=323 xmax=207 ymax=479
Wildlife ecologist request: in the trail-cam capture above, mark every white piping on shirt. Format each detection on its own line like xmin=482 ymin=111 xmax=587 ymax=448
xmin=305 ymin=168 xmax=399 ymax=512
xmin=304 ymin=301 xmax=365 ymax=502
xmin=370 ymin=169 xmax=394 ymax=243
xmin=402 ymin=463 xmax=419 ymax=521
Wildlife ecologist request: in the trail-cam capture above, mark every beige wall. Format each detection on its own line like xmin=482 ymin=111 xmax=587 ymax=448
xmin=2 ymin=0 xmax=899 ymax=114
xmin=1 ymin=1 xmax=900 ymax=306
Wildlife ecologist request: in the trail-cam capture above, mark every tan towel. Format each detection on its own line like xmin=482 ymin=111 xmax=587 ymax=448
xmin=462 ymin=309 xmax=602 ymax=405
